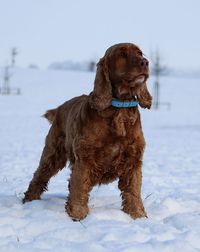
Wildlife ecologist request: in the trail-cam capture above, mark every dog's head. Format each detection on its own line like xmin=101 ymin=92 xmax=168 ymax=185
xmin=90 ymin=43 xmax=152 ymax=111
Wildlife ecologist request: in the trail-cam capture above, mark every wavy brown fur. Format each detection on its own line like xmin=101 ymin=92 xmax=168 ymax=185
xmin=23 ymin=43 xmax=152 ymax=220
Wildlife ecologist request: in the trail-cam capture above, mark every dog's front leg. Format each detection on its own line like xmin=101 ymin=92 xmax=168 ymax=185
xmin=118 ymin=157 xmax=147 ymax=219
xmin=66 ymin=160 xmax=91 ymax=221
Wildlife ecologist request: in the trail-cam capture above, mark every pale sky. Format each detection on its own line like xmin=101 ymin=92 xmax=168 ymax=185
xmin=0 ymin=0 xmax=200 ymax=70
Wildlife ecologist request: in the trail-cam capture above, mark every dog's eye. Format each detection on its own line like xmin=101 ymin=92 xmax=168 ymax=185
xmin=120 ymin=51 xmax=127 ymax=58
xmin=138 ymin=51 xmax=143 ymax=56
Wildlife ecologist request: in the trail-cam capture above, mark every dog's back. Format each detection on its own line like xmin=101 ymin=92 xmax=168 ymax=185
xmin=43 ymin=94 xmax=89 ymax=124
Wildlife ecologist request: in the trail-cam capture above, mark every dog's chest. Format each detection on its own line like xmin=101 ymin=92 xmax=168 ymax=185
xmin=81 ymin=108 xmax=139 ymax=165
xmin=111 ymin=109 xmax=138 ymax=137
xmin=94 ymin=109 xmax=138 ymax=165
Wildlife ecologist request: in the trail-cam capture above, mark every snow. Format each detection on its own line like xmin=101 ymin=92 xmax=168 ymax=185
xmin=0 ymin=68 xmax=200 ymax=251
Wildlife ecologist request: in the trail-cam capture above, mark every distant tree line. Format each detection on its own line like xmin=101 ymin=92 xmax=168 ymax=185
xmin=48 ymin=60 xmax=96 ymax=72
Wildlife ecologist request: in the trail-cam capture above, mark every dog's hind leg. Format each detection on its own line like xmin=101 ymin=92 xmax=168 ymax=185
xmin=23 ymin=124 xmax=67 ymax=203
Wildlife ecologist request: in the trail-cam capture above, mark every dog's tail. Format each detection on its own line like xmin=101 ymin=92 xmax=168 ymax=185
xmin=43 ymin=108 xmax=57 ymax=124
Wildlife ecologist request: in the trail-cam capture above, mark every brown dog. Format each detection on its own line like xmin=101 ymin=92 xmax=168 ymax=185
xmin=23 ymin=43 xmax=152 ymax=221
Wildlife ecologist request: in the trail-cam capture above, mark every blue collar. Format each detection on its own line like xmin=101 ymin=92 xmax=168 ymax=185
xmin=111 ymin=99 xmax=139 ymax=108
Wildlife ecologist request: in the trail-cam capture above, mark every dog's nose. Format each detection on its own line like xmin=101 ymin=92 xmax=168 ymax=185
xmin=140 ymin=58 xmax=149 ymax=68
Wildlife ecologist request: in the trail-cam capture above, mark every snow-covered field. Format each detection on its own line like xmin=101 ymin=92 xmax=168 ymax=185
xmin=0 ymin=68 xmax=200 ymax=252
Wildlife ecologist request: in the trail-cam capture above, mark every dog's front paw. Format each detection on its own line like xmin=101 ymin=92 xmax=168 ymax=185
xmin=65 ymin=202 xmax=89 ymax=221
xmin=22 ymin=192 xmax=41 ymax=204
xmin=123 ymin=201 xmax=147 ymax=219
xmin=129 ymin=206 xmax=147 ymax=219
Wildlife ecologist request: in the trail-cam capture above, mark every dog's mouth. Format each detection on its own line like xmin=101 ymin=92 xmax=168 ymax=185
xmin=113 ymin=72 xmax=149 ymax=100
xmin=128 ymin=74 xmax=147 ymax=86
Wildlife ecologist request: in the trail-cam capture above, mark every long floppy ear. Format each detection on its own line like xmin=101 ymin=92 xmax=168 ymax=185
xmin=89 ymin=57 xmax=112 ymax=111
xmin=136 ymin=83 xmax=152 ymax=109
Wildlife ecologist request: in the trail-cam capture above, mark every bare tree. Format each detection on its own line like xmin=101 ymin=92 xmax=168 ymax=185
xmin=0 ymin=65 xmax=21 ymax=95
xmin=11 ymin=47 xmax=18 ymax=67
xmin=151 ymin=49 xmax=170 ymax=110
xmin=0 ymin=47 xmax=21 ymax=95
xmin=88 ymin=61 xmax=96 ymax=72
xmin=3 ymin=66 xmax=11 ymax=94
